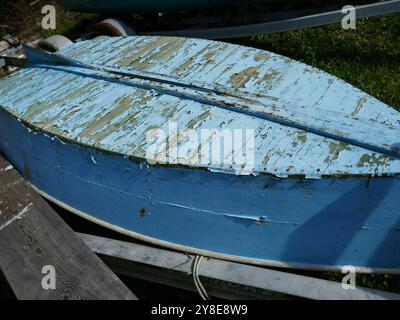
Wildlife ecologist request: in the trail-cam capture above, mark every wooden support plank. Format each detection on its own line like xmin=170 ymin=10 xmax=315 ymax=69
xmin=79 ymin=233 xmax=400 ymax=300
xmin=0 ymin=156 xmax=137 ymax=300
xmin=99 ymin=255 xmax=289 ymax=300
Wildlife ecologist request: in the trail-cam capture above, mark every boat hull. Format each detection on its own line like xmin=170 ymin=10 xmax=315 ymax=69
xmin=1 ymin=106 xmax=400 ymax=273
xmin=57 ymin=0 xmax=248 ymax=13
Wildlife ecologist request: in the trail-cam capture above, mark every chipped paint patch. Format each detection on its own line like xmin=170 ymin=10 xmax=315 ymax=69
xmin=352 ymin=96 xmax=368 ymax=116
xmin=254 ymin=52 xmax=269 ymax=62
xmin=324 ymin=142 xmax=352 ymax=163
xmin=297 ymin=133 xmax=307 ymax=144
xmin=357 ymin=154 xmax=388 ymax=168
xmin=186 ymin=111 xmax=211 ymax=129
xmin=229 ymin=67 xmax=259 ymax=89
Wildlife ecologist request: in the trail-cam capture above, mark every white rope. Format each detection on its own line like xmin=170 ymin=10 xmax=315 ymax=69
xmin=192 ymin=255 xmax=210 ymax=300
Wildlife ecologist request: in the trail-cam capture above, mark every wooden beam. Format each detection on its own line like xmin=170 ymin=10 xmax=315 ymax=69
xmin=79 ymin=233 xmax=400 ymax=300
xmin=0 ymin=156 xmax=137 ymax=300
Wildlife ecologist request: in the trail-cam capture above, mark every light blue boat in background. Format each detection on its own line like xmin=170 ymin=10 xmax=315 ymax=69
xmin=0 ymin=36 xmax=400 ymax=273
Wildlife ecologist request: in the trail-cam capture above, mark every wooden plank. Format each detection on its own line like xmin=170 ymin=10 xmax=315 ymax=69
xmin=99 ymin=255 xmax=289 ymax=300
xmin=79 ymin=233 xmax=400 ymax=300
xmin=0 ymin=156 xmax=137 ymax=300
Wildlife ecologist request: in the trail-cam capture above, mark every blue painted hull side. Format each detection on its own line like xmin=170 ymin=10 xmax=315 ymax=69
xmin=1 ymin=107 xmax=400 ymax=272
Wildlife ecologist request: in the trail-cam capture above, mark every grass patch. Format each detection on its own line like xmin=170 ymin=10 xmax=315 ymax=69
xmin=234 ymin=14 xmax=400 ymax=110
xmin=0 ymin=0 xmax=98 ymax=41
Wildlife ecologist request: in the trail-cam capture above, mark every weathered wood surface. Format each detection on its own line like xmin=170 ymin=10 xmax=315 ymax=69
xmin=79 ymin=233 xmax=400 ymax=300
xmin=21 ymin=45 xmax=400 ymax=159
xmin=0 ymin=156 xmax=137 ymax=300
xmin=18 ymin=46 xmax=400 ymax=157
xmin=1 ymin=37 xmax=400 ymax=178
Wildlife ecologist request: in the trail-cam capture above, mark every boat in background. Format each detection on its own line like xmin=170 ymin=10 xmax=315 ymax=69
xmin=56 ymin=0 xmax=400 ymax=40
xmin=1 ymin=36 xmax=400 ymax=273
xmin=57 ymin=0 xmax=248 ymax=13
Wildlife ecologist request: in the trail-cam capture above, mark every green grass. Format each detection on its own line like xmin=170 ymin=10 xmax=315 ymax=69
xmin=235 ymin=14 xmax=400 ymax=110
xmin=0 ymin=1 xmax=99 ymax=41
xmin=40 ymin=11 xmax=100 ymax=39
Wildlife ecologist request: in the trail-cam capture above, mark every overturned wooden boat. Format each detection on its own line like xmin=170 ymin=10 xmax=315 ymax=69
xmin=1 ymin=36 xmax=400 ymax=273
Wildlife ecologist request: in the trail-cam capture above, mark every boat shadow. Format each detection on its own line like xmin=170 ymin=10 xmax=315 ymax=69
xmin=280 ymin=178 xmax=395 ymax=270
xmin=367 ymin=216 xmax=400 ymax=271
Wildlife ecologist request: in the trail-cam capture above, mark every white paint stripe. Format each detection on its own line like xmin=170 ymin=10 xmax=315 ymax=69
xmin=0 ymin=202 xmax=33 ymax=231
xmin=0 ymin=165 xmax=13 ymax=172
